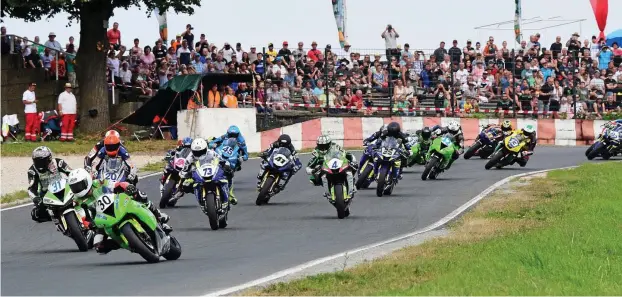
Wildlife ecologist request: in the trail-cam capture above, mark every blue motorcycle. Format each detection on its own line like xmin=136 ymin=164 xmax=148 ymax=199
xmin=355 ymin=144 xmax=377 ymax=189
xmin=216 ymin=138 xmax=242 ymax=171
xmin=256 ymin=147 xmax=295 ymax=205
xmin=373 ymin=137 xmax=402 ymax=197
xmin=464 ymin=126 xmax=501 ymax=159
xmin=191 ymin=152 xmax=230 ymax=230
xmin=586 ymin=125 xmax=622 ymax=160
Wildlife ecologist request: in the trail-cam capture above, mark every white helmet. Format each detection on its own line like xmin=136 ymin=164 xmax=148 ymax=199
xmin=105 ymin=130 xmax=120 ymax=138
xmin=68 ymin=168 xmax=93 ymax=198
xmin=447 ymin=120 xmax=460 ymax=133
xmin=191 ymin=138 xmax=208 ymax=157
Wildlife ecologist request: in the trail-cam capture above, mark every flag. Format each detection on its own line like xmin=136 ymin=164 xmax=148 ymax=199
xmin=153 ymin=8 xmax=168 ymax=44
xmin=514 ymin=0 xmax=522 ymax=43
xmin=331 ymin=0 xmax=347 ymax=48
xmin=589 ymin=0 xmax=608 ymax=41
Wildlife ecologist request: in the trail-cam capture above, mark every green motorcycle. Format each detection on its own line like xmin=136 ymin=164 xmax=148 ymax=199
xmin=92 ymin=192 xmax=181 ymax=263
xmin=421 ymin=134 xmax=458 ymax=180
xmin=41 ymin=178 xmax=95 ymax=252
xmin=406 ymin=135 xmax=429 ymax=167
xmin=322 ymin=149 xmax=354 ymax=219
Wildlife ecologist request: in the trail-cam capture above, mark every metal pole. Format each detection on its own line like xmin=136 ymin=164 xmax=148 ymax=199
xmin=262 ymin=47 xmax=268 ymax=115
xmin=388 ymin=60 xmax=393 ymax=117
xmin=112 ymin=83 xmax=116 ymax=105
xmin=511 ymin=49 xmax=516 ymax=117
xmin=324 ymin=47 xmax=329 ymax=116
xmin=55 ymin=53 xmax=59 ymax=81
xmin=572 ymin=75 xmax=577 ymax=117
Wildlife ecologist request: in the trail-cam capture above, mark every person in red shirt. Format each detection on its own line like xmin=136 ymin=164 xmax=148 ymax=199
xmin=107 ymin=22 xmax=121 ymax=50
xmin=307 ymin=41 xmax=321 ymax=62
xmin=347 ymin=89 xmax=364 ymax=109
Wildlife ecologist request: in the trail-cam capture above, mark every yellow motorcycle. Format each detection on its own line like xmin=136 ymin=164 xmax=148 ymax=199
xmin=485 ymin=130 xmax=529 ymax=170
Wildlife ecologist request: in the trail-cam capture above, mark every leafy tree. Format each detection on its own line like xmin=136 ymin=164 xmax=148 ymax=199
xmin=1 ymin=0 xmax=200 ymax=132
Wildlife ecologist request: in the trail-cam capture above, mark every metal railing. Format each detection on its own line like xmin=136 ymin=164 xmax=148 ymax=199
xmin=3 ymin=33 xmax=73 ymax=81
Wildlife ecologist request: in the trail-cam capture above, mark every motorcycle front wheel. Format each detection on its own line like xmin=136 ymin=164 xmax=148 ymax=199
xmin=355 ymin=164 xmax=373 ymax=190
xmin=333 ymin=183 xmax=347 ymax=219
xmin=64 ymin=212 xmax=89 ymax=252
xmin=421 ymin=156 xmax=438 ymax=180
xmin=204 ymin=192 xmax=220 ymax=230
xmin=464 ymin=141 xmax=481 ymax=160
xmin=485 ymin=150 xmax=505 ymax=170
xmin=121 ymin=223 xmax=160 ymax=263
xmin=376 ymin=166 xmax=389 ymax=197
xmin=256 ymin=175 xmax=275 ymax=206
xmin=159 ymin=178 xmax=177 ymax=208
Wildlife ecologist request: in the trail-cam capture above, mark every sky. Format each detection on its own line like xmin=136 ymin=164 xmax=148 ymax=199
xmin=2 ymin=0 xmax=622 ymax=52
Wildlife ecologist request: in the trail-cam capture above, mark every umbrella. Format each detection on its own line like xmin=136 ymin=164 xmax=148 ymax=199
xmin=606 ymin=29 xmax=622 ymax=47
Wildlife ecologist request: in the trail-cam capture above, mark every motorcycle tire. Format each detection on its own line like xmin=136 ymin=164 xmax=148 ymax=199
xmin=585 ymin=143 xmax=596 ymax=157
xmin=485 ymin=151 xmax=505 ymax=170
xmin=204 ymin=192 xmax=220 ymax=230
xmin=587 ymin=143 xmax=604 ymax=160
xmin=421 ymin=157 xmax=438 ymax=180
xmin=120 ymin=223 xmax=160 ymax=263
xmin=64 ymin=212 xmax=89 ymax=252
xmin=376 ymin=167 xmax=389 ymax=197
xmin=333 ymin=184 xmax=347 ymax=219
xmin=464 ymin=142 xmax=481 ymax=160
xmin=163 ymin=235 xmax=182 ymax=261
xmin=159 ymin=179 xmax=177 ymax=208
xmin=256 ymin=175 xmax=275 ymax=206
xmin=355 ymin=164 xmax=373 ymax=190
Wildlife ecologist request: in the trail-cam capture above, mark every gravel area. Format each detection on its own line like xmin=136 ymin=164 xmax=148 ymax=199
xmin=1 ymin=155 xmax=162 ymax=195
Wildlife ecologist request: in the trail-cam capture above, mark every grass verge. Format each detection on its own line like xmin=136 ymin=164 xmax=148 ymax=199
xmin=251 ymin=162 xmax=622 ymax=296
xmin=0 ymin=190 xmax=29 ymax=205
xmin=0 ymin=139 xmax=177 ymax=157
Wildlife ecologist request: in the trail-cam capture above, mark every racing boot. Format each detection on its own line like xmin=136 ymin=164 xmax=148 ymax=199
xmin=256 ymin=165 xmax=266 ymax=188
xmin=146 ymin=201 xmax=173 ymax=234
xmin=277 ymin=171 xmax=292 ymax=191
xmin=93 ymin=231 xmax=121 ymax=254
xmin=346 ymin=171 xmax=356 ymax=197
xmin=321 ymin=175 xmax=331 ymax=199
xmin=229 ymin=184 xmax=238 ymax=205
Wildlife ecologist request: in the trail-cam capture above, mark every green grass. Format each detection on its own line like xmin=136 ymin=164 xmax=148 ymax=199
xmin=253 ymin=162 xmax=622 ymax=296
xmin=0 ymin=138 xmax=177 ymax=157
xmin=0 ymin=190 xmax=29 ymax=205
xmin=140 ymin=160 xmax=166 ymax=173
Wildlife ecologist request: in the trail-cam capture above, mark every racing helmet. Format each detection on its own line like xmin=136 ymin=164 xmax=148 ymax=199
xmin=447 ymin=120 xmax=460 ymax=133
xmin=278 ymin=134 xmax=292 ymax=147
xmin=316 ymin=135 xmax=332 ymax=152
xmin=181 ymin=136 xmax=193 ymax=148
xmin=68 ymin=168 xmax=93 ymax=198
xmin=191 ymin=138 xmax=208 ymax=157
xmin=522 ymin=124 xmax=536 ymax=137
xmin=32 ymin=146 xmax=53 ymax=172
xmin=501 ymin=120 xmax=513 ymax=133
xmin=104 ymin=134 xmax=121 ymax=157
xmin=386 ymin=121 xmax=401 ymax=137
xmin=421 ymin=127 xmax=432 ymax=139
xmin=104 ymin=130 xmax=120 ymax=138
xmin=227 ymin=125 xmax=241 ymax=139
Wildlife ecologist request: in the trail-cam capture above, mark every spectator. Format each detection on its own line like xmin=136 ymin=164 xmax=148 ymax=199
xmin=66 ymin=36 xmax=75 ymax=50
xmin=177 ymin=40 xmax=193 ymax=66
xmin=26 ymin=47 xmax=43 ymax=68
xmin=265 ymin=42 xmax=277 ymax=63
xmin=301 ymin=81 xmax=317 ymax=104
xmin=41 ymin=48 xmax=53 ymax=72
xmin=222 ymin=87 xmax=238 ymax=108
xmin=191 ymin=55 xmax=205 ymax=73
xmin=448 ymin=40 xmax=461 ymax=65
xmin=550 ymin=36 xmax=562 ymax=59
xmin=1 ymin=26 xmax=10 ymax=55
xmin=248 ymin=46 xmax=258 ymax=64
xmin=130 ymin=38 xmax=142 ymax=58
xmin=22 ymin=82 xmax=38 ymax=142
xmin=277 ymin=41 xmax=292 ymax=64
xmin=181 ymin=24 xmax=194 ymax=47
xmin=604 ymin=92 xmax=621 ymax=112
xmin=235 ymin=83 xmax=251 ymax=106
xmin=107 ymin=51 xmax=120 ymax=78
xmin=171 ymin=34 xmax=182 ymax=51
xmin=307 ymin=41 xmax=321 ymax=62
xmin=43 ymin=32 xmax=62 ymax=56
xmin=107 ymin=22 xmax=121 ymax=50
xmin=266 ymin=83 xmax=289 ymax=110
xmin=64 ymin=44 xmax=77 ymax=86
xmin=433 ymin=41 xmax=447 ymax=64
xmin=57 ymin=83 xmax=77 ymax=141
xmin=50 ymin=53 xmax=67 ymax=79
xmin=597 ymin=44 xmax=613 ymax=70
xmin=140 ymin=46 xmax=155 ymax=65
xmin=382 ymin=24 xmax=399 ymax=61
xmin=207 ymin=84 xmax=221 ymax=108
xmin=119 ymin=62 xmax=132 ymax=85
xmin=252 ymin=52 xmax=265 ymax=75
xmin=590 ymin=36 xmax=601 ymax=60
xmin=538 ymin=77 xmax=554 ymax=117
xmin=235 ymin=42 xmax=245 ymax=60
xmin=348 ymin=89 xmax=364 ymax=109
xmin=195 ymin=34 xmax=209 ymax=53
xmin=153 ymin=39 xmax=167 ymax=63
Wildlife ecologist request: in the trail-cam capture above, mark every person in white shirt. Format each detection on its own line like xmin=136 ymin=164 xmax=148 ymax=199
xmin=43 ymin=32 xmax=62 ymax=56
xmin=454 ymin=62 xmax=469 ymax=84
xmin=22 ymin=82 xmax=38 ymax=141
xmin=58 ymin=83 xmax=77 ymax=141
xmin=381 ymin=24 xmax=399 ymax=62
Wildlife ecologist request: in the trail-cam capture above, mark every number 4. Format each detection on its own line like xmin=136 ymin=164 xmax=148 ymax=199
xmin=331 ymin=161 xmax=339 ymax=169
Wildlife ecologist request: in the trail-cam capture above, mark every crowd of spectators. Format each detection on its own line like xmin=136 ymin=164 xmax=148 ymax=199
xmin=3 ymin=23 xmax=622 ymax=118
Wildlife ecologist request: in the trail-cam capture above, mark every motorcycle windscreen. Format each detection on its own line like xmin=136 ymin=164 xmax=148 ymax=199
xmin=381 ymin=137 xmax=400 ymax=149
xmin=102 ymin=158 xmax=125 ymax=182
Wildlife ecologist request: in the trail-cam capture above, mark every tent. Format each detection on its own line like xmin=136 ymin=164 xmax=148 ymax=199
xmin=122 ymin=73 xmax=253 ymax=127
xmin=606 ymin=29 xmax=622 ymax=47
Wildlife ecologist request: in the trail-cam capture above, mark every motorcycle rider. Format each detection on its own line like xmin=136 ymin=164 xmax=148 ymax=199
xmin=512 ymin=124 xmax=537 ymax=167
xmin=413 ymin=126 xmax=434 ymax=152
xmin=28 ymin=146 xmax=73 ymax=222
xmin=305 ymin=135 xmax=358 ymax=198
xmin=436 ymin=120 xmax=464 ymax=170
xmin=84 ymin=130 xmax=126 ymax=172
xmin=482 ymin=120 xmax=514 ymax=141
xmin=160 ymin=136 xmax=193 ymax=194
xmin=208 ymin=125 xmax=249 ymax=170
xmin=380 ymin=122 xmax=412 ymax=179
xmin=256 ymin=134 xmax=303 ymax=190
xmin=90 ymin=133 xmax=138 ymax=185
xmin=67 ymin=168 xmax=171 ymax=254
xmin=358 ymin=124 xmax=387 ymax=169
xmin=180 ymin=139 xmax=235 ymax=209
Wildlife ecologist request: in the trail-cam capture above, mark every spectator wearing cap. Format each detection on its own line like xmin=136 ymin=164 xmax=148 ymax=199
xmin=566 ymin=32 xmax=581 ymax=58
xmin=278 ymin=41 xmax=292 ymax=64
xmin=270 ymin=56 xmax=287 ymax=77
xmin=336 ymin=42 xmax=352 ymax=66
xmin=181 ymin=24 xmax=194 ymax=47
xmin=433 ymin=41 xmax=447 ymax=65
xmin=447 ymin=40 xmax=461 ymax=66
xmin=23 ymin=82 xmax=38 ymax=141
xmin=106 ymin=22 xmax=121 ymax=50
xmin=44 ymin=32 xmax=62 ymax=56
xmin=308 ymin=41 xmax=321 ymax=62
xmin=266 ymin=43 xmax=277 ymax=63
xmin=57 ymin=83 xmax=77 ymax=141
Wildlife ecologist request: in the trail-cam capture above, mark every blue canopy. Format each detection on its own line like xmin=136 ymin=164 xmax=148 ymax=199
xmin=606 ymin=29 xmax=622 ymax=47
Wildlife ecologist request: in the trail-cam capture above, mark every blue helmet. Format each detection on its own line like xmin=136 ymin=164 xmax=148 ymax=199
xmin=181 ymin=137 xmax=193 ymax=147
xmin=227 ymin=125 xmax=241 ymax=138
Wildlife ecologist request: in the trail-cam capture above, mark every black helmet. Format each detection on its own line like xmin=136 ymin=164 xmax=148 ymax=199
xmin=386 ymin=121 xmax=401 ymax=137
xmin=421 ymin=127 xmax=432 ymax=139
xmin=32 ymin=146 xmax=53 ymax=172
xmin=277 ymin=134 xmax=292 ymax=147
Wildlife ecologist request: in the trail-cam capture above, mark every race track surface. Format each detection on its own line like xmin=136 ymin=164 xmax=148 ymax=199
xmin=1 ymin=146 xmax=594 ymax=295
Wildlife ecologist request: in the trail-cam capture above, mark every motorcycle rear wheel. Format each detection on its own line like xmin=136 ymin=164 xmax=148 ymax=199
xmin=163 ymin=236 xmax=182 ymax=260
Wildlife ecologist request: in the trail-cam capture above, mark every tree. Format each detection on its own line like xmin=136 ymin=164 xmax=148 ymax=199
xmin=1 ymin=0 xmax=200 ymax=133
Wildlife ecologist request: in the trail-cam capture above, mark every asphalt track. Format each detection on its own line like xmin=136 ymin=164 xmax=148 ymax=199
xmin=1 ymin=146 xmax=594 ymax=295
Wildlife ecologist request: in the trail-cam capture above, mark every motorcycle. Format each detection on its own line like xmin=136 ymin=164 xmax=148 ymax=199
xmin=464 ymin=126 xmax=501 ymax=160
xmin=216 ymin=138 xmax=242 ymax=172
xmin=407 ymin=135 xmax=429 ymax=167
xmin=322 ymin=148 xmax=354 ymax=219
xmin=355 ymin=144 xmax=377 ymax=190
xmin=159 ymin=148 xmax=192 ymax=208
xmin=97 ymin=158 xmax=130 ymax=192
xmin=41 ymin=177 xmax=94 ymax=252
xmin=586 ymin=125 xmax=621 ymax=160
xmin=90 ymin=191 xmax=182 ymax=263
xmin=421 ymin=134 xmax=458 ymax=180
xmin=191 ymin=153 xmax=230 ymax=230
xmin=256 ymin=147 xmax=295 ymax=205
xmin=374 ymin=137 xmax=402 ymax=197
xmin=485 ymin=131 xmax=529 ymax=170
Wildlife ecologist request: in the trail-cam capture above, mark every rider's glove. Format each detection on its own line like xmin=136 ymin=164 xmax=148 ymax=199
xmin=363 ymin=140 xmax=370 ymax=146
xmin=127 ymin=173 xmax=136 ymax=182
xmin=124 ymin=184 xmax=138 ymax=196
xmin=32 ymin=196 xmax=43 ymax=205
xmin=84 ymin=165 xmax=92 ymax=173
